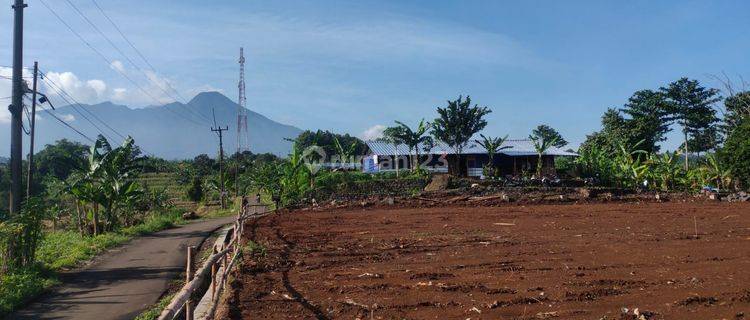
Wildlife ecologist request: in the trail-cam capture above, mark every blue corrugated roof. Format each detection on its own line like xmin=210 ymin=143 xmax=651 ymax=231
xmin=366 ymin=139 xmax=577 ymax=157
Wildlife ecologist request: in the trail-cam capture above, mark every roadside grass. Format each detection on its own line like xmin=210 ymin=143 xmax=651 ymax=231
xmin=133 ymin=292 xmax=175 ymax=320
xmin=0 ymin=208 xmax=187 ymax=316
xmin=0 ymin=267 xmax=58 ymax=317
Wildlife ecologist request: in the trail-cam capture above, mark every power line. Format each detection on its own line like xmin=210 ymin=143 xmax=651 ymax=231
xmin=89 ymin=0 xmax=194 ymax=106
xmin=38 ymin=0 xmax=208 ymax=127
xmin=37 ymin=103 xmax=95 ymax=143
xmin=63 ymin=0 xmax=211 ymax=124
xmin=38 ymin=74 xmax=116 ymax=142
xmin=37 ymin=70 xmax=157 ymax=156
xmin=39 ymin=69 xmax=127 ymax=141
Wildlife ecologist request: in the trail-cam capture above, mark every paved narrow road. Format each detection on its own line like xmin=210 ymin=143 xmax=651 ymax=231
xmin=10 ymin=216 xmax=236 ymax=320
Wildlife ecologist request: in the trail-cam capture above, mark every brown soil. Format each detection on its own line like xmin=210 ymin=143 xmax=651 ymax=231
xmin=217 ymin=202 xmax=750 ymax=320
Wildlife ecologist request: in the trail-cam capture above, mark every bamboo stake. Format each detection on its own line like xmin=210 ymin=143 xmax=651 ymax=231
xmin=186 ymin=246 xmax=194 ymax=320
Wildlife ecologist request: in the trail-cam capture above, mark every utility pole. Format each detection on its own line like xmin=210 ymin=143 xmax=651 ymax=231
xmin=211 ymin=109 xmax=229 ymax=209
xmin=9 ymin=0 xmax=27 ymax=215
xmin=26 ymin=61 xmax=38 ymax=198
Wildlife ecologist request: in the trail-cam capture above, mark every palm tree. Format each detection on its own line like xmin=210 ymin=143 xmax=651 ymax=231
xmin=382 ymin=126 xmax=405 ymax=177
xmin=474 ymin=134 xmax=511 ymax=178
xmin=385 ymin=119 xmax=433 ymax=172
xmin=529 ymin=134 xmax=561 ymax=177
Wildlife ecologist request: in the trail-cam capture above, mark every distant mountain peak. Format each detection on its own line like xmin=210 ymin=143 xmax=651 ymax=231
xmin=188 ymin=91 xmax=235 ymax=107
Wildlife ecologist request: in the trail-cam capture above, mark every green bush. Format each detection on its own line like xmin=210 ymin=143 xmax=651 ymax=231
xmin=0 ymin=267 xmax=58 ymax=315
xmin=721 ymin=118 xmax=750 ymax=189
xmin=186 ymin=176 xmax=204 ymax=202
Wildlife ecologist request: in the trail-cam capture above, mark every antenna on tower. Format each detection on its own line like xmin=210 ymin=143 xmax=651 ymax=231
xmin=235 ymin=47 xmax=249 ymax=197
xmin=237 ymin=47 xmax=249 ymax=154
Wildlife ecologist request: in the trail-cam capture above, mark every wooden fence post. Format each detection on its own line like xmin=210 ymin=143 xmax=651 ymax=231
xmin=186 ymin=246 xmax=194 ymax=320
xmin=211 ymin=247 xmax=218 ymax=299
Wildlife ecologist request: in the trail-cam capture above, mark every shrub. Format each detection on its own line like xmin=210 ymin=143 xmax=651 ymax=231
xmin=721 ymin=118 xmax=750 ymax=189
xmin=1 ymin=198 xmax=46 ymax=272
xmin=0 ymin=267 xmax=58 ymax=315
xmin=186 ymin=176 xmax=204 ymax=202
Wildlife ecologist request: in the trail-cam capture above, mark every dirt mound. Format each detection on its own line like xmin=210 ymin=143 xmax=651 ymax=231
xmin=423 ymin=174 xmax=450 ymax=192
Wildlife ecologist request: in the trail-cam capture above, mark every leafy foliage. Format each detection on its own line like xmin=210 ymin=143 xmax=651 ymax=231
xmin=723 ymin=91 xmax=750 ymax=134
xmin=529 ymin=129 xmax=562 ymax=177
xmin=721 ymin=118 xmax=750 ymax=188
xmin=384 ymin=119 xmax=434 ymax=171
xmin=432 ymin=95 xmax=491 ymax=176
xmin=531 ymin=125 xmax=567 ymax=148
xmin=294 ymin=130 xmax=369 ymax=158
xmin=661 ymin=78 xmax=722 ymax=156
xmin=474 ymin=134 xmax=511 ymax=177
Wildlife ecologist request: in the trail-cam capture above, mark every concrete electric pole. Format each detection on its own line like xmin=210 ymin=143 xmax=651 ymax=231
xmin=9 ymin=0 xmax=27 ymax=215
xmin=26 ymin=61 xmax=38 ymax=198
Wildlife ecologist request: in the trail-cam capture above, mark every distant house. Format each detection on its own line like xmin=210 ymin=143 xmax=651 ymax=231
xmin=363 ymin=139 xmax=577 ymax=178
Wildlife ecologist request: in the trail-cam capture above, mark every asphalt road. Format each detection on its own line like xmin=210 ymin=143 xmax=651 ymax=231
xmin=9 ymin=216 xmax=236 ymax=320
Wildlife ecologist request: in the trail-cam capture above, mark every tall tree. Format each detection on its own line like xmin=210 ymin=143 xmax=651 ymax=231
xmin=620 ymin=90 xmax=671 ymax=154
xmin=723 ymin=91 xmax=750 ymax=134
xmin=720 ymin=118 xmax=750 ymax=189
xmin=431 ymin=96 xmax=492 ymax=176
xmin=34 ymin=139 xmax=89 ymax=181
xmin=474 ymin=134 xmax=511 ymax=177
xmin=661 ymin=78 xmax=721 ymax=169
xmin=531 ymin=125 xmax=567 ymax=148
xmin=294 ymin=130 xmax=369 ymax=158
xmin=579 ymin=108 xmax=628 ymax=155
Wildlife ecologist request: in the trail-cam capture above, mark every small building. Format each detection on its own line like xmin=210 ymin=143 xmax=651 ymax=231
xmin=363 ymin=139 xmax=577 ymax=178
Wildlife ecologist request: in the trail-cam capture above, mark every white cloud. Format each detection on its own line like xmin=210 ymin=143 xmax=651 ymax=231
xmin=112 ymin=88 xmax=127 ymax=101
xmin=361 ymin=124 xmax=386 ymax=140
xmin=59 ymin=114 xmax=76 ymax=122
xmin=87 ymin=79 xmax=107 ymax=96
xmin=42 ymin=71 xmax=109 ymax=104
xmin=110 ymin=60 xmax=125 ymax=73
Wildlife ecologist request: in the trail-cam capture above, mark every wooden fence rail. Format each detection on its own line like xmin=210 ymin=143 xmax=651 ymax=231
xmin=158 ymin=204 xmax=269 ymax=320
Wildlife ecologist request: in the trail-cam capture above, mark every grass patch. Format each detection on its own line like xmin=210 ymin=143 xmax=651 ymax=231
xmin=0 ymin=209 xmax=187 ymax=316
xmin=0 ymin=267 xmax=59 ymax=316
xmin=133 ymin=292 xmax=175 ymax=320
xmin=244 ymin=240 xmax=267 ymax=257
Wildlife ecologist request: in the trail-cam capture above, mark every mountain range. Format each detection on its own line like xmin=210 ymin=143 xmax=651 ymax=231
xmin=0 ymin=92 xmax=302 ymax=159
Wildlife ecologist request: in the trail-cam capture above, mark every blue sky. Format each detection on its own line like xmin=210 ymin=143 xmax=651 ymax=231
xmin=2 ymin=0 xmax=749 ymax=150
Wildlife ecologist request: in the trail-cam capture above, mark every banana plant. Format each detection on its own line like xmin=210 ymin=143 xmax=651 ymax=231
xmin=613 ymin=140 xmax=648 ymax=189
xmin=530 ymin=134 xmax=561 ymax=177
xmin=475 ymin=134 xmax=511 ymax=178
xmin=702 ymin=153 xmax=732 ymax=190
xmin=647 ymin=151 xmax=682 ymax=191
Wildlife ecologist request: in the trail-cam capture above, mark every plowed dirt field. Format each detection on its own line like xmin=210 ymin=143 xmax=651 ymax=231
xmin=218 ymin=202 xmax=750 ymax=320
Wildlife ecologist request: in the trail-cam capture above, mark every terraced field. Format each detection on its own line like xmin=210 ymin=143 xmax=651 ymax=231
xmin=139 ymin=172 xmax=196 ymax=210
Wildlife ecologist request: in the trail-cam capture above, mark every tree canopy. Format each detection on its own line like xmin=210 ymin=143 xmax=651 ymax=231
xmin=530 ymin=125 xmax=567 ymax=148
xmin=661 ymin=78 xmax=721 ymax=157
xmin=432 ymin=96 xmax=491 ymax=153
xmin=431 ymin=96 xmax=492 ymax=176
xmin=294 ymin=130 xmax=369 ymax=160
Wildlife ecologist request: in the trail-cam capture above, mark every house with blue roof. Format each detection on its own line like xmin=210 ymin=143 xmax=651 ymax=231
xmin=363 ymin=139 xmax=577 ymax=178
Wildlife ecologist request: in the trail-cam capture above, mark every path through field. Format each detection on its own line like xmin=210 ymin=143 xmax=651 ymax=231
xmin=10 ymin=216 xmax=236 ymax=320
